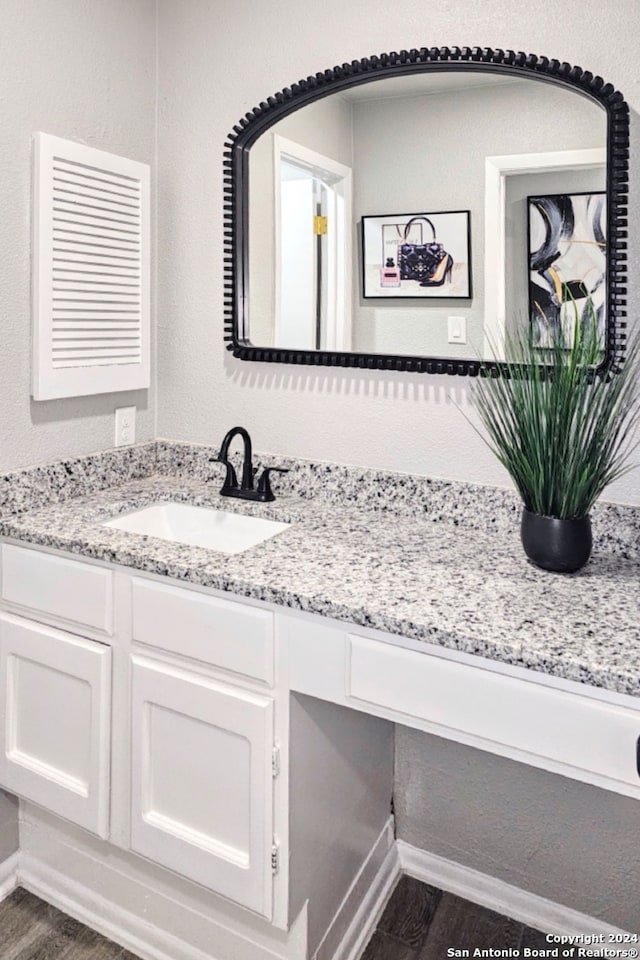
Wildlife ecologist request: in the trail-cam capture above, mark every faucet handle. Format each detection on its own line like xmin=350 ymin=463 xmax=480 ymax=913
xmin=209 ymin=456 xmax=238 ymax=493
xmin=256 ymin=467 xmax=289 ymax=502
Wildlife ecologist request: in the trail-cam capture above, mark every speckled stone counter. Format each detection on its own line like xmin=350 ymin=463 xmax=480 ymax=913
xmin=1 ymin=441 xmax=640 ymax=699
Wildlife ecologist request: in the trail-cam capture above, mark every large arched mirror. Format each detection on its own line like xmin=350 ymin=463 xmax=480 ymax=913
xmin=224 ymin=47 xmax=628 ymax=376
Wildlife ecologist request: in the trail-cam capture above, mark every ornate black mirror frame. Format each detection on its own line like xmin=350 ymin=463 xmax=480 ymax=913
xmin=224 ymin=46 xmax=629 ymax=377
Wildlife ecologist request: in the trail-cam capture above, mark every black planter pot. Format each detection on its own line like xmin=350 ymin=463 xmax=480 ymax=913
xmin=520 ymin=509 xmax=592 ymax=573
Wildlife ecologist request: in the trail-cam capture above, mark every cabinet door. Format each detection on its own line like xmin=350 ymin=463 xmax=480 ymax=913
xmin=130 ymin=657 xmax=274 ymax=918
xmin=0 ymin=613 xmax=111 ymax=837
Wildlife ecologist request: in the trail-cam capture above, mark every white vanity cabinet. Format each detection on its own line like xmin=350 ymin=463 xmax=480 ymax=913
xmin=0 ymin=545 xmax=112 ymax=839
xmin=3 ymin=537 xmax=640 ymax=957
xmin=0 ymin=543 xmax=281 ymax=920
xmin=0 ymin=615 xmax=111 ymax=838
xmin=129 ymin=578 xmax=278 ymax=919
xmin=129 ymin=656 xmax=275 ymax=917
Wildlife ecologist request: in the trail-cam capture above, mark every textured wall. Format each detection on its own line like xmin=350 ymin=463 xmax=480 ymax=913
xmin=395 ymin=729 xmax=640 ymax=931
xmin=0 ymin=0 xmax=156 ymax=474
xmin=156 ymin=0 xmax=640 ymax=505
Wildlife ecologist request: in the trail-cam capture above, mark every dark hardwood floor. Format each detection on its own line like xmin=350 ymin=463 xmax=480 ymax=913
xmin=0 ymin=888 xmax=138 ymax=960
xmin=363 ymin=876 xmax=550 ymax=960
xmin=0 ymin=879 xmax=549 ymax=959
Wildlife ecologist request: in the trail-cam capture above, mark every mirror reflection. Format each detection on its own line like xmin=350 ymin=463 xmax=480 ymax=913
xmin=248 ymin=71 xmax=606 ymax=361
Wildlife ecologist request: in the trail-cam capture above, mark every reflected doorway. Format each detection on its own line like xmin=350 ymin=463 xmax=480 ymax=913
xmin=274 ymin=137 xmax=352 ymax=351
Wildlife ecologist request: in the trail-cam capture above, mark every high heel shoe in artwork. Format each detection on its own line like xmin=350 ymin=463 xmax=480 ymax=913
xmin=419 ymin=253 xmax=453 ymax=287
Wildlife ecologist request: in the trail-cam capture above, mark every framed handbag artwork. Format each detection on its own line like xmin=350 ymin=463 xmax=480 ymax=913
xmin=361 ymin=210 xmax=472 ymax=299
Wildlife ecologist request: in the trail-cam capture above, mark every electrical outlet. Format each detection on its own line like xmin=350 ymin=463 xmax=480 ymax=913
xmin=447 ymin=315 xmax=467 ymax=344
xmin=115 ymin=406 xmax=136 ymax=447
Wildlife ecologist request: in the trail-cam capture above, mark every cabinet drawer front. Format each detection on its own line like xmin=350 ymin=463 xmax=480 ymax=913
xmin=0 ymin=613 xmax=111 ymax=838
xmin=132 ymin=579 xmax=274 ymax=683
xmin=1 ymin=544 xmax=113 ymax=635
xmin=347 ymin=635 xmax=640 ymax=790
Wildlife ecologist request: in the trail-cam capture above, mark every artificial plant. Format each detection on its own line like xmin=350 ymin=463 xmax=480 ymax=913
xmin=471 ymin=317 xmax=639 ymax=519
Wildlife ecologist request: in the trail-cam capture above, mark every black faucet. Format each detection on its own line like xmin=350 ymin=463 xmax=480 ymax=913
xmin=210 ymin=426 xmax=288 ymax=502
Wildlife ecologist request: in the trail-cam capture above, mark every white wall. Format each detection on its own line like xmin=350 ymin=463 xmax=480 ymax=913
xmin=156 ymin=0 xmax=640 ymax=506
xmin=0 ymin=0 xmax=156 ymax=474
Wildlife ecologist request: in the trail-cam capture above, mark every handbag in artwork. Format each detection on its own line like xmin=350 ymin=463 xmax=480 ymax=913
xmin=397 ymin=216 xmax=448 ymax=282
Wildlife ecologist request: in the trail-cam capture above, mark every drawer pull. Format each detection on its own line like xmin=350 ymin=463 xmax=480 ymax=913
xmin=637 ymin=736 xmax=640 ymax=778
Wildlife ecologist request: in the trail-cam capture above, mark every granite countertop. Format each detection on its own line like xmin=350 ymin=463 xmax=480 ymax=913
xmin=1 ymin=462 xmax=640 ymax=699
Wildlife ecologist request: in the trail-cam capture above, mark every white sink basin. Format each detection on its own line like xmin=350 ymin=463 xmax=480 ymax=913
xmin=102 ymin=502 xmax=290 ymax=554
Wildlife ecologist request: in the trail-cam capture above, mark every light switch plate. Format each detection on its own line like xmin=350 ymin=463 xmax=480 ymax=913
xmin=448 ymin=316 xmax=467 ymax=344
xmin=115 ymin=406 xmax=136 ymax=447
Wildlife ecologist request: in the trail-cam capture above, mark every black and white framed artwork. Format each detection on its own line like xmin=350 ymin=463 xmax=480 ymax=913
xmin=527 ymin=191 xmax=606 ymax=346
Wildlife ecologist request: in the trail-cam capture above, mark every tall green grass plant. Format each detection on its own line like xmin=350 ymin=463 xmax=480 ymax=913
xmin=472 ymin=322 xmax=640 ymax=519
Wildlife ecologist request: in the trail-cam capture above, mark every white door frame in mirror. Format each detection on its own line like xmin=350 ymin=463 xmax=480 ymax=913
xmin=483 ymin=147 xmax=606 ymax=358
xmin=273 ymin=135 xmax=353 ymax=352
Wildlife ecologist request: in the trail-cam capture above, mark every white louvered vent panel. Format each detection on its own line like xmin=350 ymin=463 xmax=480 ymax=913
xmin=33 ymin=133 xmax=151 ymax=400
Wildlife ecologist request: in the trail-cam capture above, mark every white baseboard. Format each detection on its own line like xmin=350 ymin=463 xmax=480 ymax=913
xmin=18 ymin=805 xmax=307 ymax=960
xmin=397 ymin=841 xmax=633 ymax=938
xmin=0 ymin=851 xmax=19 ymax=901
xmin=317 ymin=819 xmax=399 ymax=960
xmin=12 ymin=812 xmax=634 ymax=960
xmin=20 ymin=852 xmax=213 ymax=960
xmin=18 ymin=848 xmax=309 ymax=960
xmin=15 ymin=810 xmax=397 ymax=960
